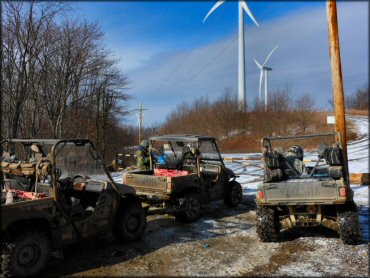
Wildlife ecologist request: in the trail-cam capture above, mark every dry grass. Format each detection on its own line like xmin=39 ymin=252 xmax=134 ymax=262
xmin=346 ymin=109 xmax=369 ymax=116
xmin=160 ymin=89 xmax=365 ymax=153
xmin=219 ymin=111 xmax=359 ymax=153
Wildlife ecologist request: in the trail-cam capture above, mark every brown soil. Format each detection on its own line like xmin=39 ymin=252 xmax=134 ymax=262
xmin=42 ymin=200 xmax=368 ymax=277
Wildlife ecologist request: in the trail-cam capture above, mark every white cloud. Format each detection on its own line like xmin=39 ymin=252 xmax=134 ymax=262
xmin=119 ymin=2 xmax=368 ymax=125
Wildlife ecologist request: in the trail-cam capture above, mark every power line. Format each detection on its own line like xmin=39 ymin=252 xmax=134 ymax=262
xmin=178 ymin=23 xmax=257 ymax=88
xmin=179 ymin=30 xmax=240 ymax=86
xmin=182 ymin=37 xmax=219 ymax=77
xmin=157 ymin=28 xmax=209 ymax=90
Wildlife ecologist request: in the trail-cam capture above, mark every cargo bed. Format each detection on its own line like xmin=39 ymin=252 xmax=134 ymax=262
xmin=124 ymin=170 xmax=198 ymax=200
xmin=262 ymin=177 xmax=347 ymax=205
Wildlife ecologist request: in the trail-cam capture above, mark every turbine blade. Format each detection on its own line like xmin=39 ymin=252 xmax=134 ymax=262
xmin=241 ymin=1 xmax=259 ymax=27
xmin=262 ymin=45 xmax=279 ymax=67
xmin=254 ymin=58 xmax=262 ymax=69
xmin=259 ymin=70 xmax=263 ymax=101
xmin=203 ymin=0 xmax=226 ymax=23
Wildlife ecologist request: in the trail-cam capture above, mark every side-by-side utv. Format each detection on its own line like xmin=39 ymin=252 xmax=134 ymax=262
xmin=123 ymin=134 xmax=243 ymax=223
xmin=256 ymin=132 xmax=361 ymax=244
xmin=1 ymin=139 xmax=147 ymax=276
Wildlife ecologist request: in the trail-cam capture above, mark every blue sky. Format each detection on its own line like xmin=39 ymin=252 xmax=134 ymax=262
xmin=73 ymin=1 xmax=368 ymax=126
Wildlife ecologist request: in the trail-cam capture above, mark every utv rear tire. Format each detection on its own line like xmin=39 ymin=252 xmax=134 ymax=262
xmin=338 ymin=203 xmax=361 ymax=245
xmin=113 ymin=200 xmax=147 ymax=243
xmin=1 ymin=231 xmax=50 ymax=277
xmin=175 ymin=193 xmax=201 ymax=223
xmin=256 ymin=207 xmax=280 ymax=242
xmin=224 ymin=181 xmax=243 ymax=207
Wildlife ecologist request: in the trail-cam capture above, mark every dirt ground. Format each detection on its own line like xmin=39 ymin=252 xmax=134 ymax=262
xmin=43 ymin=116 xmax=369 ymax=277
xmin=43 ymin=195 xmax=369 ymax=277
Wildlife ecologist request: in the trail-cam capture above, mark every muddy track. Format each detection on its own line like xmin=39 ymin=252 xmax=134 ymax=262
xmin=42 ymin=115 xmax=369 ymax=277
xmin=43 ymin=200 xmax=368 ymax=277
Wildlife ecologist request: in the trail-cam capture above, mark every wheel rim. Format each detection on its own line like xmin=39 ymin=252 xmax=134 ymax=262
xmin=17 ymin=244 xmax=40 ymax=267
xmin=231 ymin=184 xmax=242 ymax=204
xmin=186 ymin=197 xmax=200 ymax=218
xmin=126 ymin=214 xmax=140 ymax=232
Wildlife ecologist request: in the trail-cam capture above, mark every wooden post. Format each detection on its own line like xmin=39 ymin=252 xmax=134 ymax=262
xmin=0 ymin=1 xmax=3 ymax=141
xmin=326 ymin=1 xmax=348 ymax=165
xmin=139 ymin=112 xmax=143 ymax=144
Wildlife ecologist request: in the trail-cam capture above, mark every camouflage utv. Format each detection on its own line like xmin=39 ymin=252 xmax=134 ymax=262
xmin=256 ymin=132 xmax=361 ymax=244
xmin=123 ymin=134 xmax=243 ymax=223
xmin=0 ymin=139 xmax=147 ymax=277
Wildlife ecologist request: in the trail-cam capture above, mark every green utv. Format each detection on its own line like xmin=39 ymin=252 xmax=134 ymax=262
xmin=123 ymin=135 xmax=243 ymax=223
xmin=0 ymin=139 xmax=147 ymax=277
xmin=256 ymin=132 xmax=361 ymax=244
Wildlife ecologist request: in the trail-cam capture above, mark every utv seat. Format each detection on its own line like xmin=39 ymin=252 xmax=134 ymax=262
xmin=283 ymin=146 xmax=305 ymax=177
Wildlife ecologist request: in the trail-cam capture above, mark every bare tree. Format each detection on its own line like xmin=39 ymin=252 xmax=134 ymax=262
xmin=295 ymin=93 xmax=316 ymax=131
xmin=269 ymin=89 xmax=290 ymax=112
xmin=2 ymin=1 xmax=64 ymax=138
xmin=213 ymin=87 xmax=240 ymax=137
xmin=1 ymin=2 xmax=131 ymax=161
xmin=327 ymin=98 xmax=334 ymax=110
xmin=345 ymin=86 xmax=369 ymax=110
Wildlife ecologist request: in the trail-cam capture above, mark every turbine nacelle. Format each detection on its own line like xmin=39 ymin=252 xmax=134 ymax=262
xmin=254 ymin=45 xmax=279 ymax=106
xmin=203 ymin=0 xmax=259 ymax=26
xmin=203 ymin=0 xmax=259 ymax=111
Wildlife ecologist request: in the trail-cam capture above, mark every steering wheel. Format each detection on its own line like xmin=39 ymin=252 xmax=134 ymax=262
xmin=72 ymin=175 xmax=89 ymax=191
xmin=72 ymin=174 xmax=89 ymax=183
xmin=176 ymin=150 xmax=194 ymax=170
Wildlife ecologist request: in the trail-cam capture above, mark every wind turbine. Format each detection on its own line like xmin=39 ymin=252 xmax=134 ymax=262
xmin=203 ymin=0 xmax=259 ymax=111
xmin=254 ymin=45 xmax=279 ymax=111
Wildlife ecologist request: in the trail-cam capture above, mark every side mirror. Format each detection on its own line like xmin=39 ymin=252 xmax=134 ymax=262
xmin=191 ymin=147 xmax=201 ymax=157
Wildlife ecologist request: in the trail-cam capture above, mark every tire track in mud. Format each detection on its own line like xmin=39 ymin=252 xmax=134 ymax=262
xmin=242 ymin=240 xmax=313 ymax=276
xmin=44 ymin=115 xmax=368 ymax=277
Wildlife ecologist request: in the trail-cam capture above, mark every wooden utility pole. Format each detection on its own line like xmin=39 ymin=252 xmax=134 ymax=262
xmin=326 ymin=1 xmax=348 ymax=164
xmin=134 ymin=100 xmax=148 ymax=144
xmin=0 ymin=1 xmax=3 ymax=141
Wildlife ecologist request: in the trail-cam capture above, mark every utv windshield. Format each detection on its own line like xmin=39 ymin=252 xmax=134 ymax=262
xmin=198 ymin=140 xmax=223 ymax=166
xmin=54 ymin=142 xmax=108 ymax=180
xmin=150 ymin=140 xmax=195 ymax=168
xmin=150 ymin=139 xmax=223 ymax=168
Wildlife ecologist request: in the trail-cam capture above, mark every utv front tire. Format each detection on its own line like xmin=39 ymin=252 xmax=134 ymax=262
xmin=1 ymin=231 xmax=50 ymax=277
xmin=175 ymin=193 xmax=201 ymax=223
xmin=113 ymin=200 xmax=147 ymax=243
xmin=224 ymin=181 xmax=243 ymax=207
xmin=256 ymin=207 xmax=280 ymax=242
xmin=338 ymin=203 xmax=361 ymax=245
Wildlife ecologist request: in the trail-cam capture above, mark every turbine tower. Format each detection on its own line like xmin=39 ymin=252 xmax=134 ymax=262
xmin=254 ymin=45 xmax=279 ymax=111
xmin=203 ymin=0 xmax=259 ymax=111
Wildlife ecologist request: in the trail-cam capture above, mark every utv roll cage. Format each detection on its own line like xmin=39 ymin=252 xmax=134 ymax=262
xmin=0 ymin=139 xmax=118 ymax=201
xmin=148 ymin=134 xmax=225 ymax=171
xmin=261 ymin=132 xmax=349 ymax=185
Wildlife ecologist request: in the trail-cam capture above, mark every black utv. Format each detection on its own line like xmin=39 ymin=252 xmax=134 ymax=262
xmin=1 ymin=139 xmax=147 ymax=276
